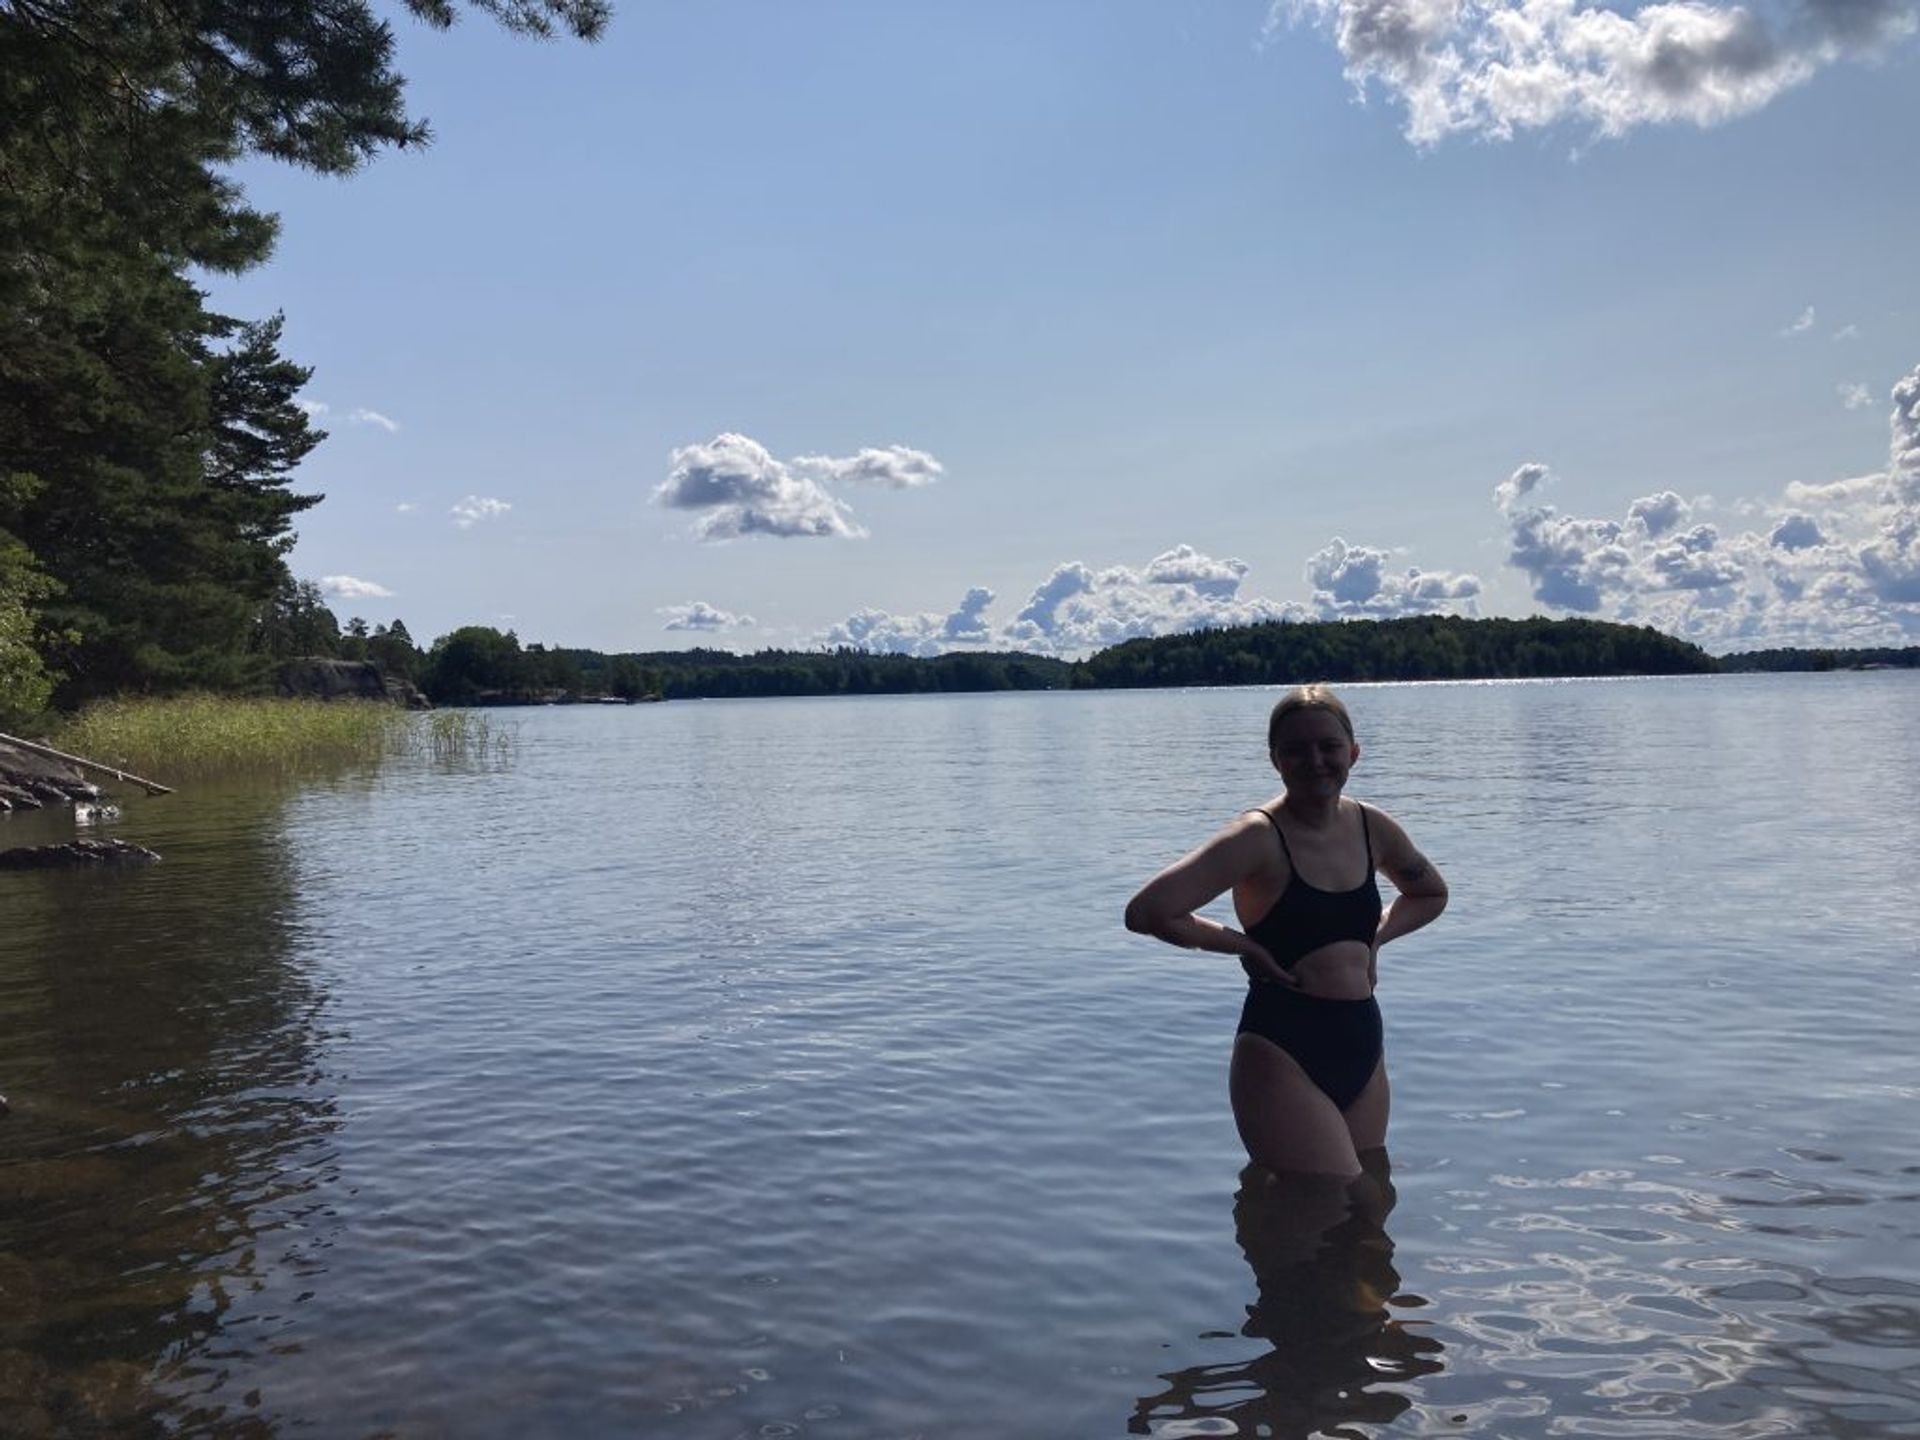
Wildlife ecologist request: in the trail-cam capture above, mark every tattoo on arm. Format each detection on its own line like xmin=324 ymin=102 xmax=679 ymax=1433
xmin=1400 ymin=860 xmax=1431 ymax=882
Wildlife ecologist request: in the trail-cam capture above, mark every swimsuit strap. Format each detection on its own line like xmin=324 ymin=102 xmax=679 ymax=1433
xmin=1252 ymin=808 xmax=1295 ymax=864
xmin=1359 ymin=804 xmax=1373 ymax=868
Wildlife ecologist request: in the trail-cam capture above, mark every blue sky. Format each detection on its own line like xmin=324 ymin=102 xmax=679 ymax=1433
xmin=204 ymin=0 xmax=1920 ymax=655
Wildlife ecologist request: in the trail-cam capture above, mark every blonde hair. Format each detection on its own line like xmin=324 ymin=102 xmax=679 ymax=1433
xmin=1268 ymin=684 xmax=1355 ymax=750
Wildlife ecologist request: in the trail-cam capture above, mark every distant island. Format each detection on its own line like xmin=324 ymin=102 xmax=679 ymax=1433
xmin=367 ymin=614 xmax=1914 ymax=706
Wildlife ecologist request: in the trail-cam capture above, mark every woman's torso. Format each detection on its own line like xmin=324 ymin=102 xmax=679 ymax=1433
xmin=1233 ymin=798 xmax=1381 ymax=1001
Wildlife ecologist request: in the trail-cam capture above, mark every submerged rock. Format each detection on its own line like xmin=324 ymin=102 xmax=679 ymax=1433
xmin=0 ymin=840 xmax=160 ymax=870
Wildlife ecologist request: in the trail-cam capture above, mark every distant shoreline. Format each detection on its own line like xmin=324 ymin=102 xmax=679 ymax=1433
xmin=432 ymin=618 xmax=1920 ymax=707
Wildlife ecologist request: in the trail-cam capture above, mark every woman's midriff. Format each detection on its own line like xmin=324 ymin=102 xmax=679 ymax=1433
xmin=1287 ymin=942 xmax=1374 ymax=1000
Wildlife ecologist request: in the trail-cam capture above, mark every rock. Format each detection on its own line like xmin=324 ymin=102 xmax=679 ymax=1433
xmin=0 ymin=840 xmax=161 ymax=870
xmin=277 ymin=656 xmax=431 ymax=709
xmin=0 ymin=741 xmax=95 ymax=805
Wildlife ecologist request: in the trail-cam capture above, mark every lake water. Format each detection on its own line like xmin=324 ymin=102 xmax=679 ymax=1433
xmin=2 ymin=674 xmax=1918 ymax=1438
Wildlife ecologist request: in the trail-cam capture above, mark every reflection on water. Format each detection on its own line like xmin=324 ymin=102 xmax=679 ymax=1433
xmin=1 ymin=678 xmax=1918 ymax=1435
xmin=1133 ymin=1156 xmax=1445 ymax=1438
xmin=0 ymin=785 xmax=337 ymax=1437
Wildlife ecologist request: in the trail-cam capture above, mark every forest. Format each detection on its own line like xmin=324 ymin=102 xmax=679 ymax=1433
xmin=286 ymin=611 xmax=1736 ymax=706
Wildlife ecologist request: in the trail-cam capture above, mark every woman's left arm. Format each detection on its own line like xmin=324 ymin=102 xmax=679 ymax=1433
xmin=1367 ymin=806 xmax=1448 ymax=984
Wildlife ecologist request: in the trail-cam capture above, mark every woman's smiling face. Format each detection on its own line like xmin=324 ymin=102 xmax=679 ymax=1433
xmin=1270 ymin=706 xmax=1360 ymax=797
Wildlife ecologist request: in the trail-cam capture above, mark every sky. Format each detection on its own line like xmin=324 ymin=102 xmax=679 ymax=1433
xmin=203 ymin=0 xmax=1920 ymax=657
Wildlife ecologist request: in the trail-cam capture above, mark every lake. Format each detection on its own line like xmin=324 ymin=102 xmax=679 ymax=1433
xmin=2 ymin=674 xmax=1918 ymax=1438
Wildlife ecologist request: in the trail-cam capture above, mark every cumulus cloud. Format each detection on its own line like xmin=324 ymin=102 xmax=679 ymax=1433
xmin=1769 ymin=512 xmax=1825 ymax=550
xmin=1495 ymin=362 xmax=1920 ymax=645
xmin=1840 ymin=381 xmax=1875 ymax=410
xmin=1856 ymin=365 xmax=1920 ymax=603
xmin=1272 ymin=0 xmax=1919 ymax=145
xmin=821 ymin=587 xmax=998 ymax=656
xmin=1780 ymin=305 xmax=1818 ymax=337
xmin=1833 ymin=323 xmax=1861 ymax=341
xmin=1496 ymin=464 xmax=1637 ymax=610
xmin=318 ymin=575 xmax=395 ymax=600
xmin=656 ymin=433 xmax=947 ymax=541
xmin=1627 ymin=490 xmax=1691 ymax=537
xmin=1494 ymin=461 xmax=1550 ymax=513
xmin=451 ymin=495 xmax=512 ymax=529
xmin=350 ymin=408 xmax=401 ymax=432
xmin=792 ymin=445 xmax=944 ymax=490
xmin=396 ymin=502 xmax=420 ymax=514
xmin=1144 ymin=543 xmax=1251 ymax=599
xmin=1305 ymin=537 xmax=1482 ymax=617
xmin=658 ymin=601 xmax=756 ymax=632
xmin=660 ymin=436 xmax=860 ymax=540
xmin=823 ymin=546 xmax=1318 ymax=659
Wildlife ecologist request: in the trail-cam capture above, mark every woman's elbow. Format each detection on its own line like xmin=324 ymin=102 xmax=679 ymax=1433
xmin=1123 ymin=896 xmax=1162 ymax=936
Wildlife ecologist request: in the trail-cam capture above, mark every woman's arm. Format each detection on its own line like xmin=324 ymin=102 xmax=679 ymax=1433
xmin=1124 ymin=817 xmax=1294 ymax=985
xmin=1367 ymin=806 xmax=1448 ymax=968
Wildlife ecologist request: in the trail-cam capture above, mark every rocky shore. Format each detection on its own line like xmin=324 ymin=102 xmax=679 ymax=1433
xmin=0 ymin=737 xmax=100 ymax=814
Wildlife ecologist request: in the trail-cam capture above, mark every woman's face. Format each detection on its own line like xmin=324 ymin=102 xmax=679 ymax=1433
xmin=1270 ymin=707 xmax=1359 ymax=797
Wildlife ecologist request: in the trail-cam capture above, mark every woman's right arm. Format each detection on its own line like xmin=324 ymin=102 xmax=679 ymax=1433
xmin=1124 ymin=817 xmax=1294 ymax=986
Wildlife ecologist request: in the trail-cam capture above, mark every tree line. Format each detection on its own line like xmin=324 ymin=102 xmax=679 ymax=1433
xmin=260 ymin=607 xmax=1745 ymax=707
xmin=0 ymin=0 xmax=605 ymax=728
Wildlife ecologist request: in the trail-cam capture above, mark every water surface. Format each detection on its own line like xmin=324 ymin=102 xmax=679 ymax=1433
xmin=2 ymin=675 xmax=1917 ymax=1436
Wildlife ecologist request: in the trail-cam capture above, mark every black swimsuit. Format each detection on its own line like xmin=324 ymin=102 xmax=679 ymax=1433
xmin=1236 ymin=805 xmax=1385 ymax=1112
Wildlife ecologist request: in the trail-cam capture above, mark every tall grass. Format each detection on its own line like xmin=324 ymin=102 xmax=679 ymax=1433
xmin=393 ymin=709 xmax=516 ymax=766
xmin=45 ymin=695 xmax=458 ymax=780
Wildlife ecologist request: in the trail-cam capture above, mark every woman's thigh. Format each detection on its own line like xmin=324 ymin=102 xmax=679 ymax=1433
xmin=1342 ymin=1057 xmax=1391 ymax=1154
xmin=1229 ymin=1034 xmax=1363 ymax=1179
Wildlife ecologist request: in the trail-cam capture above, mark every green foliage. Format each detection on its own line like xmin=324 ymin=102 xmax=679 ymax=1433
xmin=252 ymin=576 xmax=343 ymax=663
xmin=423 ymin=626 xmax=528 ymax=703
xmin=0 ymin=0 xmax=602 ymax=708
xmin=1719 ymin=646 xmax=1920 ymax=671
xmin=1074 ymin=616 xmax=1717 ymax=689
xmin=368 ymin=618 xmax=422 ymax=682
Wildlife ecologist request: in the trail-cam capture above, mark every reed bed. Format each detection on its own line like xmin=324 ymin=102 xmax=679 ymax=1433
xmin=391 ymin=708 xmax=517 ymax=766
xmin=49 ymin=694 xmax=408 ymax=779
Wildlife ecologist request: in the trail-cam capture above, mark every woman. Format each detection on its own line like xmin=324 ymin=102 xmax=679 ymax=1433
xmin=1124 ymin=685 xmax=1447 ymax=1180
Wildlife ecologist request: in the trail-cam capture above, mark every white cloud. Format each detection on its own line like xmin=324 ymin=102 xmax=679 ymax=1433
xmin=822 ymin=546 xmax=1314 ymax=659
xmin=654 ymin=433 xmax=866 ymax=541
xmin=792 ymin=445 xmax=944 ymax=490
xmin=1839 ymin=381 xmax=1875 ymax=410
xmin=349 ymin=408 xmax=401 ymax=432
xmin=451 ymin=495 xmax=512 ymax=529
xmin=396 ymin=502 xmax=420 ymax=514
xmin=318 ymin=574 xmax=395 ymax=600
xmin=1833 ymin=323 xmax=1861 ymax=341
xmin=1780 ymin=305 xmax=1817 ymax=337
xmin=1272 ymin=0 xmax=1918 ymax=145
xmin=822 ymin=587 xmax=998 ymax=656
xmin=1769 ymin=512 xmax=1825 ymax=550
xmin=1304 ymin=537 xmax=1482 ymax=617
xmin=296 ymin=398 xmax=329 ymax=418
xmin=658 ymin=601 xmax=757 ymax=632
xmin=1496 ymin=362 xmax=1920 ymax=646
xmin=1627 ymin=490 xmax=1691 ymax=537
xmin=1143 ymin=543 xmax=1251 ymax=599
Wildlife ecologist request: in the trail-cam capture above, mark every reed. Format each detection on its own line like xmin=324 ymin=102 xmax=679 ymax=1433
xmin=394 ymin=708 xmax=517 ymax=765
xmin=49 ymin=694 xmax=413 ymax=779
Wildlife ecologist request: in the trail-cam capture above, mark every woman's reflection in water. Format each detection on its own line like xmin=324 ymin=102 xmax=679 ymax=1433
xmin=1131 ymin=1153 xmax=1444 ymax=1438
